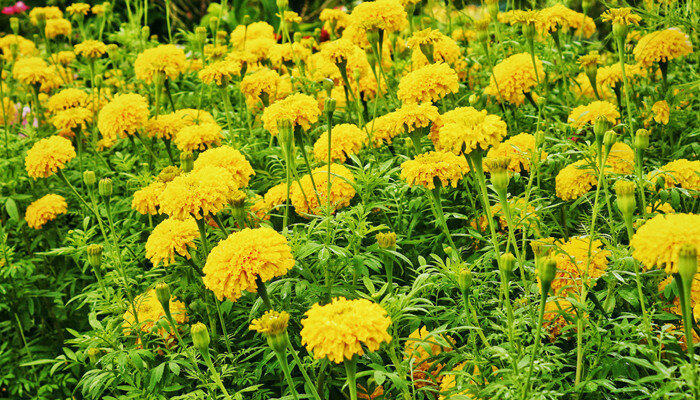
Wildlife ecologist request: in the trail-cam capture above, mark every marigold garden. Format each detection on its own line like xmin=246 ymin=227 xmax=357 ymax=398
xmin=0 ymin=0 xmax=698 ymax=399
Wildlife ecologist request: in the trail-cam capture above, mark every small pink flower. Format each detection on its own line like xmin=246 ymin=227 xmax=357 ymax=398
xmin=1 ymin=6 xmax=15 ymax=15
xmin=14 ymin=1 xmax=28 ymax=12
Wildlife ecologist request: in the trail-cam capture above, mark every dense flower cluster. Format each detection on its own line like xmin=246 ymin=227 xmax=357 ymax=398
xmin=158 ymin=166 xmax=237 ymax=220
xmin=397 ymin=62 xmax=459 ymax=104
xmin=290 ymin=164 xmax=356 ymax=216
xmin=25 ymin=135 xmax=76 ymax=178
xmin=631 ymin=213 xmax=700 ymax=274
xmin=145 ymin=217 xmax=199 ymax=267
xmin=484 ymin=53 xmax=543 ymax=105
xmin=400 ymin=151 xmax=470 ymax=189
xmin=431 ymin=107 xmax=508 ymax=154
xmin=25 ymin=194 xmax=67 ymax=229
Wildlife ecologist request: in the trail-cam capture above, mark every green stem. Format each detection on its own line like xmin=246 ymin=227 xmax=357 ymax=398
xmin=521 ymin=290 xmax=549 ymax=400
xmin=344 ymin=356 xmax=358 ymax=400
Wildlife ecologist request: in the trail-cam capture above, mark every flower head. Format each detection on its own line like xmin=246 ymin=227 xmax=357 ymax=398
xmin=158 ymin=166 xmax=238 ymax=219
xmin=251 ymin=182 xmax=289 ymax=220
xmin=548 ymin=236 xmax=610 ymax=295
xmin=250 ymin=310 xmax=290 ymax=336
xmin=198 ymin=60 xmax=242 ymax=86
xmin=47 ymin=88 xmax=88 ymax=113
xmin=568 ymin=100 xmax=619 ymax=129
xmin=51 ymin=107 xmax=92 ymax=134
xmin=25 ymin=136 xmax=76 ymax=178
xmin=633 ymin=28 xmax=693 ymax=67
xmin=145 ymin=217 xmax=199 ymax=267
xmin=484 ymin=53 xmax=543 ymax=105
xmin=397 ymin=62 xmax=459 ymax=104
xmin=650 ymin=100 xmax=670 ymax=125
xmin=349 ymin=0 xmax=408 ymax=33
xmin=25 ymin=194 xmax=67 ymax=229
xmin=134 ymin=44 xmax=188 ymax=83
xmin=486 ymin=133 xmax=546 ymax=173
xmin=601 ymin=7 xmax=641 ymax=26
xmin=74 ymin=40 xmax=108 ymax=59
xmin=261 ymin=93 xmax=321 ymax=135
xmin=45 ymin=18 xmax=72 ymax=39
xmin=301 ymin=297 xmax=392 ymax=363
xmin=400 ymin=151 xmax=470 ymax=189
xmin=291 ymin=164 xmax=356 ymax=216
xmin=240 ymin=68 xmax=281 ymax=108
xmin=66 ymin=3 xmax=91 ymax=16
xmin=646 ymin=159 xmax=700 ymax=191
xmin=313 ymin=123 xmax=367 ymax=163
xmin=631 ymin=213 xmax=700 ymax=274
xmin=97 ymin=93 xmax=149 ymax=140
xmin=431 ymin=107 xmax=508 ymax=154
xmin=193 ymin=145 xmax=254 ymax=188
xmin=555 ymin=160 xmax=597 ymax=201
xmin=203 ymin=227 xmax=294 ymax=301
xmin=123 ymin=289 xmax=188 ymax=337
xmin=174 ymin=123 xmax=223 ymax=153
xmin=132 ymin=181 xmax=166 ymax=215
xmin=12 ymin=57 xmax=51 ymax=86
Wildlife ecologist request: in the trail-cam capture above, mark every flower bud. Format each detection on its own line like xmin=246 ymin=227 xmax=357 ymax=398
xmin=322 ymin=78 xmax=334 ymax=96
xmin=537 ymin=257 xmax=557 ymax=295
xmin=98 ymin=178 xmax=112 ymax=197
xmin=87 ymin=347 xmax=101 ymax=364
xmin=634 ymin=129 xmax=650 ymax=150
xmin=157 ymin=165 xmax=181 ymax=183
xmin=10 ymin=18 xmax=19 ymax=35
xmin=603 ymin=130 xmax=617 ymax=150
xmin=614 ymin=180 xmax=636 ymax=220
xmin=293 ymin=32 xmax=302 ymax=43
xmin=86 ymin=244 xmax=103 ymax=268
xmin=241 ymin=15 xmax=251 ymax=25
xmin=500 ymin=253 xmax=516 ymax=275
xmin=593 ymin=117 xmax=610 ymax=137
xmin=180 ymin=152 xmax=194 ymax=172
xmin=140 ymin=26 xmax=150 ymax=41
xmin=216 ymin=30 xmax=227 ymax=43
xmin=155 ymin=282 xmax=171 ymax=315
xmin=324 ymin=97 xmax=336 ymax=115
xmin=83 ymin=170 xmax=97 ymax=187
xmin=250 ymin=310 xmax=290 ymax=354
xmin=195 ymin=26 xmax=207 ymax=43
xmin=612 ymin=22 xmax=628 ymax=42
xmin=191 ymin=322 xmax=211 ymax=354
xmin=534 ymin=130 xmax=545 ymax=148
xmin=376 ymin=232 xmax=397 ymax=250
xmin=276 ymin=0 xmax=288 ymax=10
xmin=485 ymin=156 xmax=510 ymax=196
xmin=523 ymin=22 xmax=536 ymax=42
xmin=456 ymin=267 xmax=472 ymax=293
xmin=678 ymin=244 xmax=698 ymax=286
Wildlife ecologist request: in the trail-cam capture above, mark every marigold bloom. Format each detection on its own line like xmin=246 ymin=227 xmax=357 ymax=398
xmin=51 ymin=107 xmax=92 ymax=134
xmin=349 ymin=0 xmax=408 ymax=33
xmin=193 ymin=145 xmax=254 ymax=188
xmin=486 ymin=133 xmax=545 ymax=173
xmin=45 ymin=18 xmax=72 ymax=39
xmin=400 ymin=151 xmax=470 ymax=189
xmin=174 ymin=108 xmax=216 ymax=125
xmin=596 ymin=63 xmax=646 ymax=94
xmin=631 ymin=213 xmax=700 ymax=274
xmin=240 ymin=68 xmax=281 ymax=107
xmin=548 ymin=236 xmax=610 ymax=295
xmin=409 ymin=30 xmax=465 ymax=71
xmin=646 ymin=159 xmax=700 ymax=192
xmin=29 ymin=6 xmax=63 ymax=24
xmin=313 ymin=123 xmax=367 ymax=163
xmin=146 ymin=113 xmax=185 ymax=140
xmin=536 ymin=4 xmax=596 ymax=38
xmin=158 ymin=166 xmax=237 ymax=219
xmin=12 ymin=57 xmax=52 ymax=86
xmin=251 ymin=182 xmax=288 ymax=220
xmin=543 ymin=299 xmax=577 ymax=338
xmin=431 ymin=107 xmax=507 ymax=154
xmin=320 ymin=38 xmax=357 ymax=64
xmin=601 ymin=7 xmax=641 ymax=26
xmin=203 ymin=227 xmax=294 ymax=301
xmin=491 ymin=197 xmax=540 ymax=231
xmin=394 ymin=103 xmax=440 ymax=134
xmin=25 ymin=135 xmax=76 ymax=178
xmin=47 ymin=88 xmax=88 ymax=113
xmin=300 ymin=297 xmax=392 ymax=363
xmin=0 ymin=35 xmax=38 ymax=61
xmin=603 ymin=142 xmax=635 ymax=175
xmin=397 ymin=62 xmax=459 ymax=104
xmin=25 ymin=194 xmax=67 ymax=229
xmin=261 ymin=93 xmax=321 ymax=135
xmin=229 ymin=22 xmax=275 ymax=48
xmin=650 ymin=100 xmax=670 ymax=125
xmin=174 ymin=123 xmax=223 ymax=153
xmin=366 ymin=112 xmax=402 ymax=147
xmin=74 ymin=40 xmax=108 ymax=59
xmin=66 ymin=3 xmax=91 ymax=15
xmin=250 ymin=310 xmax=290 ymax=335
xmin=132 ymin=181 xmax=166 ymax=215
xmin=97 ymin=93 xmax=149 ymax=140
xmin=484 ymin=53 xmax=544 ymax=105
xmin=320 ymin=8 xmax=351 ymax=34
xmin=198 ymin=60 xmax=242 ymax=86
xmin=123 ymin=289 xmax=188 ymax=337
xmin=145 ymin=217 xmax=199 ymax=267
xmin=555 ymin=160 xmax=597 ymax=201
xmin=568 ymin=101 xmax=619 ymax=129
xmin=134 ymin=44 xmax=188 ymax=83
xmin=633 ymin=28 xmax=693 ymax=67
xmin=0 ymin=97 xmax=18 ymax=125
xmin=291 ymin=164 xmax=356 ymax=216
xmin=404 ymin=326 xmax=454 ymax=364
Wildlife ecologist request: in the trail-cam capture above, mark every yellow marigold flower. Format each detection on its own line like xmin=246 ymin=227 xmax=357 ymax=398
xmin=158 ymin=166 xmax=237 ymax=219
xmin=578 ymin=51 xmax=602 ymax=69
xmin=484 ymin=53 xmax=544 ymax=105
xmin=134 ymin=44 xmax=187 ymax=83
xmin=307 ymin=52 xmax=342 ymax=82
xmin=29 ymin=6 xmax=63 ymax=24
xmin=548 ymin=236 xmax=610 ymax=295
xmin=651 ymin=100 xmax=670 ymax=125
xmin=174 ymin=122 xmax=222 ymax=153
xmin=261 ymin=93 xmax=321 ymax=136
xmin=596 ymin=63 xmax=646 ymax=93
xmin=391 ymin=103 xmax=439 ymax=135
xmin=400 ymin=151 xmax=470 ymax=189
xmin=555 ymin=160 xmax=597 ymax=201
xmin=536 ymin=4 xmax=596 ymax=38
xmin=366 ymin=112 xmax=402 ymax=147
xmin=145 ymin=217 xmax=199 ymax=267
xmin=229 ymin=22 xmax=275 ymax=48
xmin=244 ymin=37 xmax=277 ymax=63
xmin=320 ymin=38 xmax=357 ymax=65
xmin=198 ymin=60 xmax=242 ymax=86
xmin=97 ymin=93 xmax=149 ymax=140
xmin=240 ymin=68 xmax=281 ymax=107
xmin=66 ymin=3 xmax=91 ymax=16
xmin=631 ymin=213 xmax=700 ymax=274
xmin=251 ymin=182 xmax=289 ymax=220
xmin=25 ymin=135 xmax=76 ymax=179
xmin=633 ymin=28 xmax=693 ymax=67
xmin=74 ymin=40 xmax=108 ymax=59
xmin=406 ymin=28 xmax=443 ymax=48
xmin=45 ymin=18 xmax=72 ymax=39
xmin=342 ymin=21 xmax=371 ymax=48
xmin=47 ymin=88 xmax=88 ymax=113
xmin=146 ymin=113 xmax=185 ymax=140
xmin=647 ymin=201 xmax=675 ymax=215
xmin=320 ymin=8 xmax=351 ymax=34
xmin=431 ymin=107 xmax=507 ymax=154
xmin=486 ymin=133 xmax=546 ymax=173
xmin=203 ymin=44 xmax=229 ymax=60
xmin=131 ymin=181 xmax=166 ymax=215
xmin=349 ymin=0 xmax=407 ymax=33
xmin=279 ymin=10 xmax=302 ymax=24
xmin=602 ymin=142 xmax=635 ymax=175
xmin=269 ymin=42 xmax=310 ymax=67
xmin=404 ymin=326 xmax=454 ymax=364
xmin=0 ymin=97 xmax=18 ymax=125
xmin=291 ymin=164 xmax=356 ymax=216
xmin=193 ymin=145 xmax=255 ymax=188
xmin=491 ymin=197 xmax=539 ymax=232
xmin=451 ymin=27 xmax=477 ymax=43
xmin=250 ymin=310 xmax=290 ymax=336
xmin=410 ymin=31 xmax=464 ymax=71
xmin=646 ymin=159 xmax=700 ymax=191
xmin=92 ymin=3 xmax=108 ymax=15
xmin=51 ymin=107 xmax=92 ymax=133
xmin=25 ymin=194 xmax=67 ymax=229
xmin=123 ymin=288 xmax=188 ymax=337
xmin=397 ymin=62 xmax=459 ymax=104
xmin=0 ymin=35 xmax=38 ymax=61
xmin=313 ymin=123 xmax=367 ymax=163
xmin=543 ymin=299 xmax=576 ymax=338
xmin=601 ymin=7 xmax=642 ymax=26
xmin=300 ymin=297 xmax=391 ymax=363
xmin=174 ymin=108 xmax=216 ymax=125
xmin=568 ymin=100 xmax=619 ymax=129
xmin=12 ymin=57 xmax=52 ymax=86
xmin=203 ymin=227 xmax=294 ymax=301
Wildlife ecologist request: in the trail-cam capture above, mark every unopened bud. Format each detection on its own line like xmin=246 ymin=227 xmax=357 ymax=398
xmin=322 ymin=78 xmax=334 ymax=96
xmin=293 ymin=32 xmax=302 ymax=43
xmin=155 ymin=282 xmax=171 ymax=314
xmin=500 ymin=253 xmax=516 ymax=275
xmin=603 ymin=130 xmax=617 ymax=150
xmin=83 ymin=170 xmax=97 ymax=187
xmin=324 ymin=97 xmax=336 ymax=115
xmin=485 ymin=156 xmax=510 ymax=195
xmin=191 ymin=322 xmax=210 ymax=354
xmin=612 ymin=22 xmax=628 ymax=42
xmin=216 ymin=30 xmax=227 ymax=43
xmin=456 ymin=267 xmax=472 ymax=293
xmin=376 ymin=232 xmax=397 ymax=250
xmin=593 ymin=117 xmax=610 ymax=137
xmin=538 ymin=257 xmax=557 ymax=295
xmin=180 ymin=152 xmax=194 ymax=172
xmin=86 ymin=244 xmax=103 ymax=268
xmin=157 ymin=165 xmax=181 ymax=183
xmin=140 ymin=26 xmax=150 ymax=41
xmin=634 ymin=129 xmax=649 ymax=150
xmin=276 ymin=0 xmax=288 ymax=10
xmin=614 ymin=180 xmax=636 ymax=219
xmin=534 ymin=130 xmax=545 ymax=147
xmin=195 ymin=26 xmax=207 ymax=43
xmin=87 ymin=347 xmax=100 ymax=364
xmin=678 ymin=244 xmax=698 ymax=285
xmin=10 ymin=18 xmax=19 ymax=34
xmin=98 ymin=178 xmax=112 ymax=197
